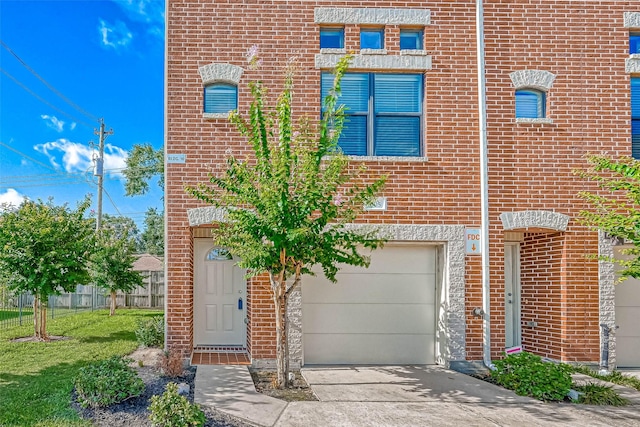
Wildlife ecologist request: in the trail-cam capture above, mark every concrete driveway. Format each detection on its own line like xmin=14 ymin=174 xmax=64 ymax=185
xmin=272 ymin=366 xmax=640 ymax=427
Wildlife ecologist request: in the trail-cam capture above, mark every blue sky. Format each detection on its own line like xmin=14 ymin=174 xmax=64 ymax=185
xmin=0 ymin=0 xmax=164 ymax=227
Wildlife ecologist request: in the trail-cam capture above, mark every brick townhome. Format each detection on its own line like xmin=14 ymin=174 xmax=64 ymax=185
xmin=165 ymin=0 xmax=640 ymax=370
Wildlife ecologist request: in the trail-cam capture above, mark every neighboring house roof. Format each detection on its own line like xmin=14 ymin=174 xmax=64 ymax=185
xmin=133 ymin=254 xmax=164 ymax=272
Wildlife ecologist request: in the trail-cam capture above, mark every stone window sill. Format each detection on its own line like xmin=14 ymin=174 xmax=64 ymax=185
xmin=515 ymin=118 xmax=553 ymax=124
xmin=204 ymin=113 xmax=230 ymax=120
xmin=360 ymin=49 xmax=387 ymax=55
xmin=400 ymin=50 xmax=428 ymax=56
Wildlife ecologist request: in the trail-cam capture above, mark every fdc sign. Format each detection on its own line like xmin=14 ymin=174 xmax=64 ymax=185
xmin=465 ymin=228 xmax=481 ymax=255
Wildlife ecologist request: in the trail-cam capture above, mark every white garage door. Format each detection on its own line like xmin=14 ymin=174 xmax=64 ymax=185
xmin=302 ymin=245 xmax=437 ymax=365
xmin=615 ymin=248 xmax=640 ymax=367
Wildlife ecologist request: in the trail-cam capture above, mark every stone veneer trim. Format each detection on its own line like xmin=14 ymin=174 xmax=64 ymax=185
xmin=624 ymin=12 xmax=640 ymax=28
xmin=314 ymin=8 xmax=431 ymax=25
xmin=509 ymin=70 xmax=556 ymax=91
xmin=499 ymin=210 xmax=569 ymax=232
xmin=187 ymin=206 xmax=467 ymax=366
xmin=315 ymin=53 xmax=432 ymax=71
xmin=625 ymin=57 xmax=640 ymax=74
xmin=598 ymin=231 xmax=616 ymax=369
xmin=198 ymin=63 xmax=244 ymax=86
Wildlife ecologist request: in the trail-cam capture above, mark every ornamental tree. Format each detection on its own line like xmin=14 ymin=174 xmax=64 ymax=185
xmin=577 ymin=154 xmax=640 ymax=279
xmin=92 ymin=223 xmax=144 ymax=316
xmin=123 ymin=143 xmax=164 ymax=196
xmin=0 ymin=197 xmax=94 ymax=340
xmin=187 ymin=52 xmax=386 ymax=388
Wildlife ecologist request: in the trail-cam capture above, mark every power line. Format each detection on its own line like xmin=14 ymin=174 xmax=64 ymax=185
xmin=0 ymin=141 xmax=93 ymax=188
xmin=103 ymin=187 xmax=122 ymax=216
xmin=0 ymin=67 xmax=95 ymax=129
xmin=1 ymin=39 xmax=99 ymax=123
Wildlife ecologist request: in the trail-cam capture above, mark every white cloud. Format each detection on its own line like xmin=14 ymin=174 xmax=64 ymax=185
xmin=112 ymin=0 xmax=164 ymax=39
xmin=41 ymin=114 xmax=66 ymax=132
xmin=113 ymin=0 xmax=164 ymax=25
xmin=0 ymin=189 xmax=26 ymax=210
xmin=98 ymin=19 xmax=133 ymax=50
xmin=70 ymin=122 xmax=77 ymax=131
xmin=34 ymin=139 xmax=127 ymax=178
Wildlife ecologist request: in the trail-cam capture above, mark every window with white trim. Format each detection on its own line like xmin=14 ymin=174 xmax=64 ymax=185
xmin=321 ymin=72 xmax=423 ymax=156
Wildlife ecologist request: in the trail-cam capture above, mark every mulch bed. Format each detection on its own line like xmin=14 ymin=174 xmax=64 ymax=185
xmin=250 ymin=370 xmax=318 ymax=402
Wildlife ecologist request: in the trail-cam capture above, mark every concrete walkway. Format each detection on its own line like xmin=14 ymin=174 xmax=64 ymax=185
xmin=194 ymin=365 xmax=640 ymax=427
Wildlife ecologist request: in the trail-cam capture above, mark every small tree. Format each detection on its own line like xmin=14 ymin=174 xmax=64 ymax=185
xmin=92 ymin=226 xmax=144 ymax=316
xmin=0 ymin=197 xmax=94 ymax=340
xmin=139 ymin=207 xmax=164 ymax=256
xmin=123 ymin=143 xmax=164 ymax=196
xmin=577 ymin=154 xmax=640 ymax=279
xmin=575 ymin=155 xmax=640 ymax=278
xmin=188 ymin=52 xmax=386 ymax=388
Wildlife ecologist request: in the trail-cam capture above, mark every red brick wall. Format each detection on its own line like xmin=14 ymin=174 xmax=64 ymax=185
xmin=166 ymin=0 xmax=634 ymax=362
xmin=520 ymin=232 xmax=565 ymax=360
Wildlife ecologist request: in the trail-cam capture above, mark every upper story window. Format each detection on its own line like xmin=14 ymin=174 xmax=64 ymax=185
xmin=631 ymin=33 xmax=640 ymax=54
xmin=204 ymin=83 xmax=238 ymax=114
xmin=632 ymin=77 xmax=640 ymax=159
xmin=400 ymin=29 xmax=423 ymax=50
xmin=515 ymin=89 xmax=545 ymax=119
xmin=321 ymin=72 xmax=423 ymax=157
xmin=360 ymin=28 xmax=384 ymax=49
xmin=320 ymin=27 xmax=344 ymax=49
xmin=204 ymin=83 xmax=237 ymax=114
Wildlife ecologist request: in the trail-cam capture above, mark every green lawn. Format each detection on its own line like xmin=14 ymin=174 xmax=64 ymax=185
xmin=0 ymin=309 xmax=163 ymax=426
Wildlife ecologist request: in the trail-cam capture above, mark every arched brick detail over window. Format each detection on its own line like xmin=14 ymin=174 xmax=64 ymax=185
xmin=499 ymin=210 xmax=569 ymax=232
xmin=198 ymin=63 xmax=244 ymax=86
xmin=509 ymin=70 xmax=556 ymax=92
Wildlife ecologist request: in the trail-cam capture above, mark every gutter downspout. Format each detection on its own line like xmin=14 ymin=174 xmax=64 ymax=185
xmin=163 ymin=0 xmax=169 ymax=352
xmin=476 ymin=0 xmax=495 ymax=370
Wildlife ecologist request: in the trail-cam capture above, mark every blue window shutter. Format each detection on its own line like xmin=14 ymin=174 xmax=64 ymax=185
xmin=374 ymin=116 xmax=421 ymax=156
xmin=632 ymin=78 xmax=640 ymax=159
xmin=373 ymin=74 xmax=422 ymax=157
xmin=204 ymin=84 xmax=237 ymax=113
xmin=321 ymin=73 xmax=368 ymax=112
xmin=374 ymin=74 xmax=422 ymax=113
xmin=633 ymin=120 xmax=640 ymax=160
xmin=339 ymin=115 xmax=368 ymax=156
xmin=515 ymin=90 xmax=544 ymax=118
xmin=631 ymin=78 xmax=640 ymax=118
xmin=321 ymin=73 xmax=368 ymax=155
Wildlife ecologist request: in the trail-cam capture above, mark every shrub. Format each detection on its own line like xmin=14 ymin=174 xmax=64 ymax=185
xmin=74 ymin=356 xmax=145 ymax=408
xmin=158 ymin=348 xmax=185 ymax=378
xmin=574 ymin=382 xmax=628 ymax=406
xmin=135 ymin=315 xmax=164 ymax=347
xmin=490 ymin=351 xmax=572 ymax=401
xmin=149 ymin=382 xmax=205 ymax=427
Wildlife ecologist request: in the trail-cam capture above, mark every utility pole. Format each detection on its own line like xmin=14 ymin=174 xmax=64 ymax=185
xmin=94 ymin=118 xmax=113 ymax=232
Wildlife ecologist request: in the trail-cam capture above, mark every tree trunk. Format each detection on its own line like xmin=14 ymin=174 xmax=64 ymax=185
xmin=271 ymin=275 xmax=290 ymax=389
xmin=110 ymin=291 xmax=117 ymax=316
xmin=40 ymin=303 xmax=48 ymax=341
xmin=33 ymin=295 xmax=39 ymax=340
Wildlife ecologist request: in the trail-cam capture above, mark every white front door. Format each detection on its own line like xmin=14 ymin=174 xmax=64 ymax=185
xmin=505 ymin=243 xmax=521 ymax=348
xmin=193 ymin=239 xmax=246 ymax=346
